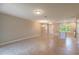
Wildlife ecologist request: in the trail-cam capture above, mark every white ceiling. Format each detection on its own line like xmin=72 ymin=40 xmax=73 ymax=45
xmin=0 ymin=3 xmax=79 ymax=21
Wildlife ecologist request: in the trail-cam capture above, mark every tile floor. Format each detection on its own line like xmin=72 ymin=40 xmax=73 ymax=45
xmin=0 ymin=35 xmax=79 ymax=55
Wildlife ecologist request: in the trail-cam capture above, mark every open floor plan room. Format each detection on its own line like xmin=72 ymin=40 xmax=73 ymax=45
xmin=0 ymin=3 xmax=79 ymax=55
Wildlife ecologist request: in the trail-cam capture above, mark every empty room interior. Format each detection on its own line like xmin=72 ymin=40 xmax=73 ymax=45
xmin=0 ymin=3 xmax=79 ymax=55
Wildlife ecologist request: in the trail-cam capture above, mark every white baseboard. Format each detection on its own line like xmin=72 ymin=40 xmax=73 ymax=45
xmin=0 ymin=35 xmax=40 ymax=46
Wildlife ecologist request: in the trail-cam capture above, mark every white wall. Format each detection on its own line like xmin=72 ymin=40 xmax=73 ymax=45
xmin=0 ymin=13 xmax=41 ymax=43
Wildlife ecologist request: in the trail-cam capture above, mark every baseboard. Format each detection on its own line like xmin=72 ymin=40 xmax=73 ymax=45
xmin=0 ymin=35 xmax=40 ymax=46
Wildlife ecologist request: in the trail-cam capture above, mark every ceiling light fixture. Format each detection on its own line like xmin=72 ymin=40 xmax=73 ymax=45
xmin=33 ymin=9 xmax=44 ymax=15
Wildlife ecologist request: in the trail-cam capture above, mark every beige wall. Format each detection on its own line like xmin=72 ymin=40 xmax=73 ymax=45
xmin=0 ymin=13 xmax=41 ymax=43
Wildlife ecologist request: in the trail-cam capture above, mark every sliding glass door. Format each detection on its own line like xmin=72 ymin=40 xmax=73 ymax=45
xmin=59 ymin=22 xmax=76 ymax=40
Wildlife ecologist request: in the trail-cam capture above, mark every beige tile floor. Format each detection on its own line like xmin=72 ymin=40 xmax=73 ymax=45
xmin=0 ymin=35 xmax=79 ymax=55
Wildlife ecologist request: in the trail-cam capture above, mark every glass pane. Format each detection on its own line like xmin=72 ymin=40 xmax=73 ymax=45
xmin=59 ymin=23 xmax=71 ymax=32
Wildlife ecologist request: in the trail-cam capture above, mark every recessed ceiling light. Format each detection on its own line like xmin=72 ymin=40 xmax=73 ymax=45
xmin=33 ymin=9 xmax=44 ymax=15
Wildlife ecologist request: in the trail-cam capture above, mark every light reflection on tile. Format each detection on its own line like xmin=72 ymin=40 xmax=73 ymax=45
xmin=65 ymin=37 xmax=73 ymax=49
